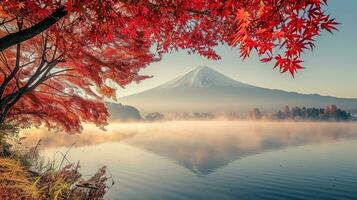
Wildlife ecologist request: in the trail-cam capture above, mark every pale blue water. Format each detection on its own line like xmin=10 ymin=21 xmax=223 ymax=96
xmin=33 ymin=121 xmax=357 ymax=200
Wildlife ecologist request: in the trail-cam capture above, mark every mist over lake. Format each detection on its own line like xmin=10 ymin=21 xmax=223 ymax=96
xmin=22 ymin=121 xmax=357 ymax=200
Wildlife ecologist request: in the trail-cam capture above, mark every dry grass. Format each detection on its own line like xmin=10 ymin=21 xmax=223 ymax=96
xmin=0 ymin=158 xmax=38 ymax=199
xmin=0 ymin=124 xmax=112 ymax=200
xmin=0 ymin=154 xmax=111 ymax=200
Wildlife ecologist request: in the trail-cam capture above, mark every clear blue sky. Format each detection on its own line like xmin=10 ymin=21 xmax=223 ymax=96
xmin=117 ymin=1 xmax=357 ymax=99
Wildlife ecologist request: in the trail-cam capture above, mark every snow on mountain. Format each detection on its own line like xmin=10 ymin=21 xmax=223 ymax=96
xmin=156 ymin=66 xmax=253 ymax=89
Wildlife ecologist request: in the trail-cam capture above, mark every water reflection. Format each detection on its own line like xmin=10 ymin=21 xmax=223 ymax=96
xmin=125 ymin=121 xmax=357 ymax=175
xmin=22 ymin=121 xmax=357 ymax=175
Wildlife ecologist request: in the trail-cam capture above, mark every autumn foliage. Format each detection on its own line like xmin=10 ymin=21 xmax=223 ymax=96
xmin=0 ymin=0 xmax=337 ymax=133
xmin=233 ymin=0 xmax=338 ymax=77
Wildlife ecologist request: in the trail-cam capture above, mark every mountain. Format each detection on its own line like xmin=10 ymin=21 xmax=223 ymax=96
xmin=119 ymin=66 xmax=357 ymax=113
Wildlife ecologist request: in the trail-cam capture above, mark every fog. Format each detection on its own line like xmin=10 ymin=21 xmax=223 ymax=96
xmin=21 ymin=121 xmax=357 ymax=151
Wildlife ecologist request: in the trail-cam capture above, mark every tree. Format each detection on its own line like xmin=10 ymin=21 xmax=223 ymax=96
xmin=0 ymin=21 xmax=155 ymax=132
xmin=324 ymin=105 xmax=331 ymax=115
xmin=271 ymin=105 xmax=352 ymax=121
xmin=249 ymin=108 xmax=262 ymax=120
xmin=330 ymin=105 xmax=338 ymax=116
xmin=0 ymin=0 xmax=337 ymax=133
xmin=145 ymin=112 xmax=165 ymax=121
xmin=283 ymin=105 xmax=290 ymax=117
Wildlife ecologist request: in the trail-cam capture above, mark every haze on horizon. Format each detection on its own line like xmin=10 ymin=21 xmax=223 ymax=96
xmin=116 ymin=0 xmax=357 ymax=99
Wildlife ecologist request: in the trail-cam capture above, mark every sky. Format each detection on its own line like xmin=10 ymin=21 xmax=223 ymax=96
xmin=117 ymin=1 xmax=357 ymax=99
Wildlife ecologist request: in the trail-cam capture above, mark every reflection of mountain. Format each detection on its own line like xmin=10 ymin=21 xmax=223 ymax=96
xmin=124 ymin=122 xmax=357 ymax=175
xmin=120 ymin=66 xmax=357 ymax=113
xmin=23 ymin=122 xmax=357 ymax=175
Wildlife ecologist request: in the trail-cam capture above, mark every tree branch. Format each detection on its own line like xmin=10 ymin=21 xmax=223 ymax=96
xmin=0 ymin=6 xmax=67 ymax=52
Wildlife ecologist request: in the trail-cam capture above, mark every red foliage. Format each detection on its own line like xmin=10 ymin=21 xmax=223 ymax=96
xmin=0 ymin=0 xmax=336 ymax=132
xmin=232 ymin=0 xmax=338 ymax=77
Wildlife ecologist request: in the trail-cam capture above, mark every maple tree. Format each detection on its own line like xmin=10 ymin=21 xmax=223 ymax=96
xmin=0 ymin=0 xmax=337 ymax=133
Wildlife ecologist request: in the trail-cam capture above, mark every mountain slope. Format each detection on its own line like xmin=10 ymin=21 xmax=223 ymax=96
xmin=119 ymin=66 xmax=357 ymax=113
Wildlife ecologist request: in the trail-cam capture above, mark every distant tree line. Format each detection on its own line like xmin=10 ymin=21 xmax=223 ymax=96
xmin=115 ymin=104 xmax=354 ymax=122
xmin=145 ymin=112 xmax=165 ymax=121
xmin=145 ymin=112 xmax=215 ymax=121
xmin=249 ymin=105 xmax=353 ymax=121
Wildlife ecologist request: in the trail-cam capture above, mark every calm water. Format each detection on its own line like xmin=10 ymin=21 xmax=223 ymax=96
xmin=22 ymin=121 xmax=357 ymax=200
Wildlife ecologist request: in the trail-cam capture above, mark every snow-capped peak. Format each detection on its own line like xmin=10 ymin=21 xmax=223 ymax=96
xmin=157 ymin=66 xmax=254 ymax=89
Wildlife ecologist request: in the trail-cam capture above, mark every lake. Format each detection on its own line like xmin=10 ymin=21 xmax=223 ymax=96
xmin=22 ymin=121 xmax=357 ymax=200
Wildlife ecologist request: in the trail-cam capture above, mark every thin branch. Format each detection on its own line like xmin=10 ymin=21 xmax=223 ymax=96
xmin=0 ymin=18 xmax=16 ymax=27
xmin=48 ymin=68 xmax=74 ymax=76
xmin=20 ymin=60 xmax=35 ymax=68
xmin=34 ymin=90 xmax=69 ymax=97
xmin=0 ymin=40 xmax=22 ymax=98
xmin=40 ymin=83 xmax=71 ymax=97
xmin=0 ymin=52 xmax=11 ymax=72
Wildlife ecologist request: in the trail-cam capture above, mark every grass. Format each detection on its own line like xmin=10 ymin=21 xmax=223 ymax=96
xmin=0 ymin=158 xmax=38 ymax=199
xmin=0 ymin=124 xmax=113 ymax=200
